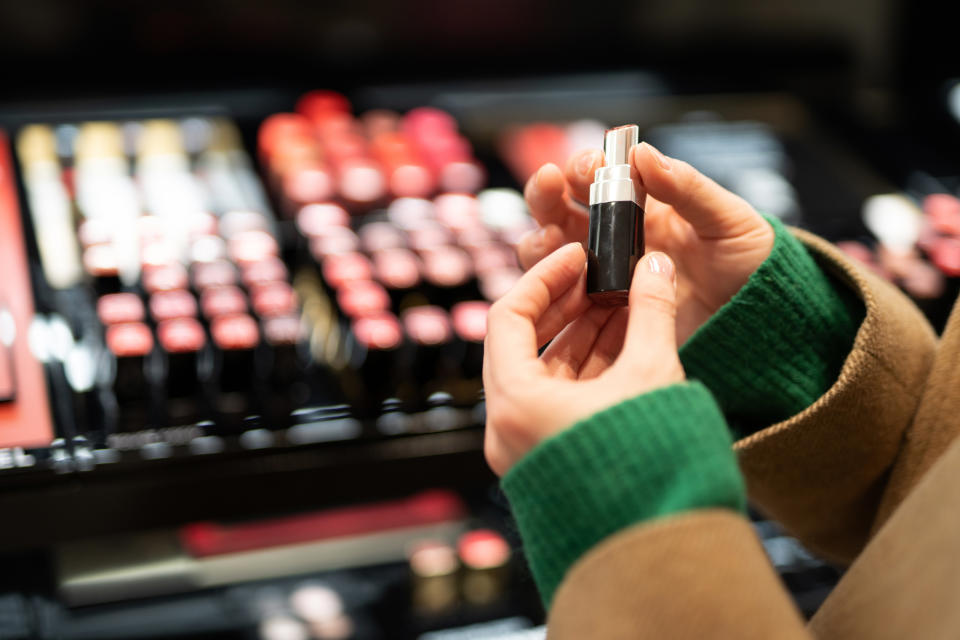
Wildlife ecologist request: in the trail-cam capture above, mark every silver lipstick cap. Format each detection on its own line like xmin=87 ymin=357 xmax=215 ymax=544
xmin=603 ymin=125 xmax=639 ymax=167
xmin=590 ymin=125 xmax=642 ymax=206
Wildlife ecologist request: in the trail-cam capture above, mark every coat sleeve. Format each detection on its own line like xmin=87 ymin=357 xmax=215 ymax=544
xmin=734 ymin=229 xmax=937 ymax=564
xmin=547 ymin=510 xmax=813 ymax=639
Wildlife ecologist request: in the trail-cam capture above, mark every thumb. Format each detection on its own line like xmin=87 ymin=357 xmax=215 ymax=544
xmin=632 ymin=142 xmax=757 ymax=238
xmin=621 ymin=252 xmax=678 ymax=357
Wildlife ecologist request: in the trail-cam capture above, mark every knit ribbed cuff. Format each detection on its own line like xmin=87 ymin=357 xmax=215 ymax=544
xmin=679 ymin=216 xmax=864 ymax=437
xmin=502 ymin=382 xmax=745 ymax=607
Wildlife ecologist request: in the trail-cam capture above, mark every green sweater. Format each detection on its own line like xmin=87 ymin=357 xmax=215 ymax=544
xmin=501 ymin=217 xmax=864 ymax=607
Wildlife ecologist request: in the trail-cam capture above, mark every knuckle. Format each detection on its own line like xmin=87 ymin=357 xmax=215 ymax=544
xmin=633 ymin=289 xmax=677 ymax=318
xmin=486 ymin=300 xmax=509 ymax=325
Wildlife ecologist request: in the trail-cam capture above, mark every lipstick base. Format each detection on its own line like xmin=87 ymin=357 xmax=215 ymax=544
xmin=586 ymin=200 xmax=644 ymax=306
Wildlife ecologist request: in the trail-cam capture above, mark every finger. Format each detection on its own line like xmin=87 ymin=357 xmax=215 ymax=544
xmin=523 ymin=163 xmax=569 ymax=228
xmin=577 ymin=307 xmax=630 ymax=379
xmin=485 ymin=243 xmax=587 ymax=373
xmin=563 ymin=148 xmax=603 ymax=206
xmin=517 ymin=223 xmax=565 ymax=270
xmin=541 ymin=303 xmax=619 ymax=378
xmin=523 ymin=162 xmax=589 ymax=243
xmin=632 ymin=142 xmax=758 ymax=239
xmin=534 ymin=262 xmax=591 ymax=347
xmin=621 ymin=252 xmax=678 ymax=360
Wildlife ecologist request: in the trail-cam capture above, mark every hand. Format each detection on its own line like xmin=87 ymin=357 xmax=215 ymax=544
xmin=518 ymin=142 xmax=774 ymax=343
xmin=483 ymin=242 xmax=684 ymax=476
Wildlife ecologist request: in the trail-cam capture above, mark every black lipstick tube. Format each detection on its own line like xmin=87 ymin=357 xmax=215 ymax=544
xmin=587 ymin=125 xmax=646 ymax=305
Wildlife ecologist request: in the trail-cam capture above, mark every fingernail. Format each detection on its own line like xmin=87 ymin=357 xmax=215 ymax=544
xmin=521 ymin=227 xmax=547 ymax=251
xmin=533 ymin=226 xmax=548 ymax=248
xmin=577 ymin=151 xmax=600 ymax=177
xmin=643 ymin=142 xmax=671 ymax=171
xmin=533 ymin=165 xmax=546 ymax=189
xmin=647 ymin=252 xmax=675 ymax=280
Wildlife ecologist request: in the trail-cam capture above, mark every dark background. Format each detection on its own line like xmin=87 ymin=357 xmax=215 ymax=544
xmin=0 ymin=0 xmax=956 ymax=181
xmin=0 ymin=0 xmax=949 ymax=112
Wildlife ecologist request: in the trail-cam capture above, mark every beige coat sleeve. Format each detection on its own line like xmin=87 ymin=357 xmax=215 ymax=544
xmin=734 ymin=229 xmax=937 ymax=564
xmin=547 ymin=510 xmax=813 ymax=639
xmin=547 ymin=232 xmax=952 ymax=638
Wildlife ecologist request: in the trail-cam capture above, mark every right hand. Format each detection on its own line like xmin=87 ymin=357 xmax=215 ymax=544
xmin=518 ymin=142 xmax=774 ymax=344
xmin=483 ymin=243 xmax=684 ymax=477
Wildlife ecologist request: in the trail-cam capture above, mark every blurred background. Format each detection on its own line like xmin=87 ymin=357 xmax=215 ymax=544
xmin=0 ymin=1 xmax=957 ymax=638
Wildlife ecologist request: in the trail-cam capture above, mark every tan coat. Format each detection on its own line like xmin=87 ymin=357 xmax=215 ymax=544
xmin=546 ymin=229 xmax=960 ymax=638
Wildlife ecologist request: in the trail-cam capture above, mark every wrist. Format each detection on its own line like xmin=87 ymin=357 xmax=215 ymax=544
xmin=679 ymin=216 xmax=864 ymax=436
xmin=502 ymin=381 xmax=744 ymax=607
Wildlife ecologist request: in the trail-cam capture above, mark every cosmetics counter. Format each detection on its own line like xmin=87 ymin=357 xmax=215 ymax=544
xmin=2 ymin=75 xmax=958 ymax=638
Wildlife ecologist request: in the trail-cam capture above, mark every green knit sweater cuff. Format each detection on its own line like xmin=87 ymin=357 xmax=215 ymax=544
xmin=679 ymin=216 xmax=864 ymax=437
xmin=501 ymin=382 xmax=745 ymax=607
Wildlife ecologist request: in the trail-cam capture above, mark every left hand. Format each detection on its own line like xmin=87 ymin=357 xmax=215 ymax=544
xmin=517 ymin=143 xmax=774 ymax=344
xmin=483 ymin=242 xmax=685 ymax=477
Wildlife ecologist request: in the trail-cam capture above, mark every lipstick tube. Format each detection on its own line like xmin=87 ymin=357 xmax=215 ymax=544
xmin=587 ymin=125 xmax=646 ymax=305
xmin=157 ymin=317 xmax=208 ymax=425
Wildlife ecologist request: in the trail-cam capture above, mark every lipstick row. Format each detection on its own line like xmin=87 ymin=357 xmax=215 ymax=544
xmin=300 ymin=195 xmax=528 ymax=310
xmin=258 ymin=92 xmax=537 ymax=418
xmin=298 ymin=198 xmax=504 ymax=415
xmin=17 ymin=119 xmax=303 ymax=434
xmin=259 ymin=91 xmax=487 ymax=216
xmin=13 ymin=95 xmax=533 ymax=441
xmin=842 ymin=192 xmax=960 ymax=299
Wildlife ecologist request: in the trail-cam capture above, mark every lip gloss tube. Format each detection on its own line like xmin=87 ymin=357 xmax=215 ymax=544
xmin=250 ymin=281 xmax=299 ymax=318
xmin=105 ymin=322 xmax=155 ymax=430
xmin=401 ymin=306 xmax=453 ymax=400
xmin=241 ymin=256 xmax=289 ymax=290
xmin=281 ymin=164 xmax=336 ymax=215
xmin=358 ymin=221 xmax=408 ymax=253
xmin=142 ymin=263 xmax=189 ymax=296
xmin=320 ymin=252 xmax=374 ymax=290
xmin=370 ymin=131 xmax=436 ymax=199
xmin=406 ymin=222 xmax=454 ymax=253
xmin=361 ymin=109 xmax=401 ymax=139
xmin=308 ymin=227 xmax=362 ymax=263
xmin=17 ymin=125 xmax=83 ymax=290
xmin=227 ymin=229 xmax=280 ymax=267
xmin=469 ymin=242 xmax=518 ymax=277
xmin=97 ymin=293 xmax=146 ymax=326
xmin=0 ymin=304 xmax=15 ymax=403
xmin=371 ymin=248 xmax=423 ymax=306
xmin=83 ymin=245 xmax=123 ymax=295
xmin=587 ymin=125 xmax=646 ymax=305
xmin=188 ymin=234 xmax=227 ymax=266
xmin=296 ymin=90 xmax=352 ymax=124
xmin=260 ymin=314 xmax=304 ymax=427
xmin=348 ymin=311 xmax=403 ymax=417
xmin=478 ymin=266 xmax=523 ymax=303
xmin=210 ymin=313 xmax=259 ymax=427
xmin=192 ymin=259 xmax=239 ymax=292
xmin=157 ymin=317 xmax=208 ymax=425
xmin=149 ymin=290 xmax=199 ymax=323
xmin=451 ymin=300 xmax=489 ymax=380
xmin=458 ymin=529 xmax=511 ymax=605
xmin=419 ymin=245 xmax=476 ymax=305
xmin=296 ymin=203 xmax=351 ymax=238
xmin=386 ymin=197 xmax=435 ymax=230
xmin=201 ymin=285 xmax=249 ymax=320
xmin=336 ymin=280 xmax=391 ymax=319
xmin=261 ymin=314 xmax=303 ymax=382
xmin=434 ymin=193 xmax=482 ymax=234
xmin=258 ymin=113 xmax=315 ymax=166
